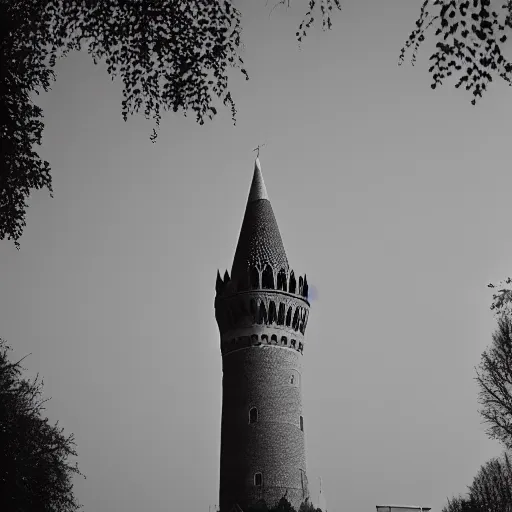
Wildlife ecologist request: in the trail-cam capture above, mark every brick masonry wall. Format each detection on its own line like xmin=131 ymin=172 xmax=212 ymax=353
xmin=219 ymin=345 xmax=309 ymax=512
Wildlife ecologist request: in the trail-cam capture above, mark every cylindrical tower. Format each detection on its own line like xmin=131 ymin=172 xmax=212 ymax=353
xmin=215 ymin=157 xmax=311 ymax=512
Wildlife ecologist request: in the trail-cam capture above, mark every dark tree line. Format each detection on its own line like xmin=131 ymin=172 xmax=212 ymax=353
xmin=246 ymin=496 xmax=322 ymax=512
xmin=442 ymin=311 xmax=512 ymax=512
xmin=0 ymin=338 xmax=84 ymax=511
xmin=442 ymin=452 xmax=512 ymax=512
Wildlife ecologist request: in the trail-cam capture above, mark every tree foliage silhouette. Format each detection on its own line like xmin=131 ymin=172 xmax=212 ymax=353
xmin=443 ymin=452 xmax=512 ymax=512
xmin=442 ymin=495 xmax=479 ymax=512
xmin=468 ymin=452 xmax=512 ymax=512
xmin=0 ymin=338 xmax=84 ymax=511
xmin=476 ymin=315 xmax=512 ymax=450
xmin=0 ymin=0 xmax=341 ymax=249
xmin=245 ymin=497 xmax=323 ymax=512
xmin=401 ymin=0 xmax=512 ymax=104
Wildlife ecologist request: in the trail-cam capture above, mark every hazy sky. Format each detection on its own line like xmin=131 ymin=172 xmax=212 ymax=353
xmin=1 ymin=1 xmax=511 ymax=511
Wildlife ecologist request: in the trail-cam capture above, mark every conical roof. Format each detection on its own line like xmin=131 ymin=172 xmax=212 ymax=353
xmin=230 ymin=158 xmax=289 ymax=284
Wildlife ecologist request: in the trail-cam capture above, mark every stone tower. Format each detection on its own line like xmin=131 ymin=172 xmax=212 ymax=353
xmin=215 ymin=157 xmax=311 ymax=512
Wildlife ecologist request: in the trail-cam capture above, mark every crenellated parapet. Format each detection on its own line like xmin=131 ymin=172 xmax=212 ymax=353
xmin=215 ymin=265 xmax=310 ymax=356
xmin=215 ymin=264 xmax=309 ymax=299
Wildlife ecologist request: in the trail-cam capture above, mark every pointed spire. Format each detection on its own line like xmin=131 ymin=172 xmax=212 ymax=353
xmin=230 ymin=157 xmax=289 ymax=285
xmin=248 ymin=157 xmax=269 ymax=203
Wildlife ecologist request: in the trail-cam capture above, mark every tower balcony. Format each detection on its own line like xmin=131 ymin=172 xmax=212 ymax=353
xmin=215 ymin=266 xmax=310 ymax=357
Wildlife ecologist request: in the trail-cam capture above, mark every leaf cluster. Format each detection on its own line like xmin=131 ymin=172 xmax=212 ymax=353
xmin=0 ymin=338 xmax=84 ymax=511
xmin=400 ymin=0 xmax=512 ymax=104
xmin=1 ymin=0 xmax=246 ymax=249
xmin=488 ymin=278 xmax=512 ymax=318
xmin=296 ymin=0 xmax=342 ymax=44
xmin=1 ymin=0 xmax=342 ymax=250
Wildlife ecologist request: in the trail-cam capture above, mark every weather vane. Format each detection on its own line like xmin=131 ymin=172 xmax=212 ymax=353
xmin=252 ymin=143 xmax=266 ymax=158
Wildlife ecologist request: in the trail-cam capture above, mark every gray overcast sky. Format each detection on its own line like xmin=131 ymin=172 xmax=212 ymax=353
xmin=1 ymin=1 xmax=511 ymax=511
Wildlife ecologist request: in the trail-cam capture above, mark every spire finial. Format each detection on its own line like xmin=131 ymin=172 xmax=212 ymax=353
xmin=248 ymin=152 xmax=269 ymax=202
xmin=252 ymin=143 xmax=266 ymax=159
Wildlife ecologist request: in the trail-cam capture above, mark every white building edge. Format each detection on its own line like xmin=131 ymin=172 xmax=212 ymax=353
xmin=376 ymin=506 xmax=432 ymax=512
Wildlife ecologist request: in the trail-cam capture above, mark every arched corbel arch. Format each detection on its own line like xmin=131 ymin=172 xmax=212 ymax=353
xmin=292 ymin=308 xmax=300 ymax=331
xmin=277 ymin=269 xmax=287 ymax=291
xmin=277 ymin=303 xmax=285 ymax=325
xmin=286 ymin=306 xmax=293 ymax=327
xmin=303 ymin=274 xmax=309 ymax=298
xmin=289 ymin=271 xmax=296 ymax=294
xmin=249 ymin=266 xmax=260 ymax=290
xmin=299 ymin=308 xmax=307 ymax=334
xmin=268 ymin=301 xmax=277 ymax=325
xmin=258 ymin=301 xmax=267 ymax=325
xmin=262 ymin=264 xmax=275 ymax=289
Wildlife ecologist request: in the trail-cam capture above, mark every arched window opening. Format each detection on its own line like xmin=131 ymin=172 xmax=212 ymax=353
xmin=286 ymin=307 xmax=293 ymax=327
xmin=298 ymin=276 xmax=303 ymax=296
xmin=262 ymin=265 xmax=275 ymax=289
xmin=299 ymin=308 xmax=307 ymax=334
xmin=250 ymin=299 xmax=257 ymax=323
xmin=303 ymin=310 xmax=309 ymax=333
xmin=277 ymin=303 xmax=285 ymax=325
xmin=289 ymin=271 xmax=296 ymax=294
xmin=281 ymin=336 xmax=288 ymax=346
xmin=268 ymin=301 xmax=277 ymax=325
xmin=258 ymin=302 xmax=267 ymax=325
xmin=292 ymin=308 xmax=300 ymax=330
xmin=251 ymin=334 xmax=259 ymax=345
xmin=254 ymin=473 xmax=263 ymax=487
xmin=250 ymin=267 xmax=260 ymax=290
xmin=261 ymin=334 xmax=268 ymax=344
xmin=298 ymin=342 xmax=304 ymax=354
xmin=289 ymin=370 xmax=300 ymax=386
xmin=271 ymin=334 xmax=277 ymax=344
xmin=300 ymin=416 xmax=304 ymax=432
xmin=249 ymin=407 xmax=258 ymax=424
xmin=277 ymin=269 xmax=287 ymax=291
xmin=291 ymin=339 xmax=296 ymax=348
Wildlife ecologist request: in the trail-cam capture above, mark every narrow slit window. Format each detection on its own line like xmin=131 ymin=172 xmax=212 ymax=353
xmin=249 ymin=407 xmax=258 ymax=424
xmin=254 ymin=472 xmax=262 ymax=487
xmin=300 ymin=415 xmax=304 ymax=432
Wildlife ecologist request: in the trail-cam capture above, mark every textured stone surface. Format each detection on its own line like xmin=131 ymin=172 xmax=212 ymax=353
xmin=219 ymin=347 xmax=308 ymax=512
xmin=231 ymin=199 xmax=289 ymax=285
